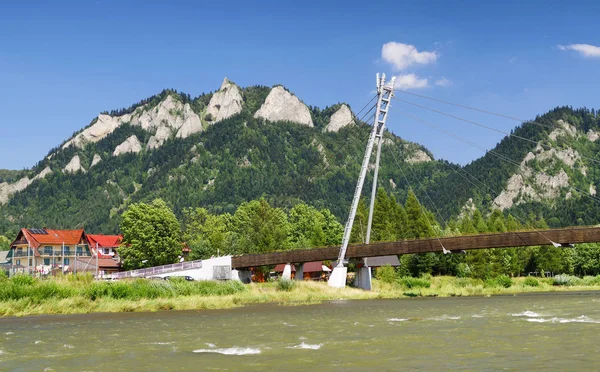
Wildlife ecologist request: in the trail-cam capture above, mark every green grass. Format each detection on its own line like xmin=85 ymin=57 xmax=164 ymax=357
xmin=3 ymin=274 xmax=600 ymax=317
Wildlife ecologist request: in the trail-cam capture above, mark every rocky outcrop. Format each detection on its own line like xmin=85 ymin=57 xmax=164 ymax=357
xmin=587 ymin=130 xmax=599 ymax=142
xmin=113 ymin=135 xmax=142 ymax=156
xmin=63 ymin=155 xmax=86 ymax=173
xmin=62 ymin=112 xmax=136 ymax=149
xmin=326 ymin=105 xmax=354 ymax=132
xmin=129 ymin=95 xmax=203 ymax=147
xmin=175 ymin=104 xmax=203 ymax=139
xmin=147 ymin=125 xmax=173 ymax=150
xmin=254 ymin=86 xmax=313 ymax=127
xmin=494 ymin=156 xmax=570 ymax=210
xmin=549 ymin=119 xmax=577 ymax=141
xmin=0 ymin=167 xmax=52 ymax=205
xmin=458 ymin=198 xmax=477 ymax=220
xmin=406 ymin=149 xmax=432 ymax=164
xmin=90 ymin=154 xmax=102 ymax=167
xmin=205 ymin=78 xmax=244 ymax=124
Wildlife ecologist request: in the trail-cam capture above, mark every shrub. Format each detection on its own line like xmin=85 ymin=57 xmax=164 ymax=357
xmin=523 ymin=277 xmax=539 ymax=287
xmin=277 ymin=279 xmax=295 ymax=292
xmin=582 ymin=275 xmax=600 ymax=286
xmin=495 ymin=275 xmax=513 ymax=288
xmin=376 ymin=265 xmax=397 ymax=284
xmin=11 ymin=274 xmax=36 ymax=286
xmin=456 ymin=263 xmax=471 ymax=278
xmin=398 ymin=277 xmax=431 ymax=289
xmin=553 ymin=274 xmax=571 ymax=286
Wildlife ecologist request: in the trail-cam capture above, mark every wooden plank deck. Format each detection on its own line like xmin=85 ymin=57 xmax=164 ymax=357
xmin=231 ymin=226 xmax=600 ymax=268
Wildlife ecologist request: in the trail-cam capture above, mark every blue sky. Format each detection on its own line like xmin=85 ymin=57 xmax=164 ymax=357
xmin=1 ymin=0 xmax=598 ymax=170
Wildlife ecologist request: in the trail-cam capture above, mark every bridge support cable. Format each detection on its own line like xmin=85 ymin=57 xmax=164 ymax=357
xmin=396 ymin=109 xmax=600 ymax=206
xmin=328 ymin=73 xmax=396 ymax=288
xmin=395 ymin=89 xmax=558 ymax=129
xmin=388 ymin=143 xmax=454 ymax=253
xmin=396 ymin=109 xmax=591 ymax=246
xmin=392 ymin=96 xmax=600 ymax=167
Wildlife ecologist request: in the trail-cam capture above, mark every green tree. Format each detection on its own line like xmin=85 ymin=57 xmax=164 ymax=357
xmin=320 ymin=208 xmax=343 ymax=246
xmin=405 ymin=189 xmax=435 ymax=238
xmin=119 ymin=199 xmax=182 ymax=270
xmin=0 ymin=235 xmax=10 ymax=250
xmin=289 ymin=203 xmax=326 ymax=248
xmin=232 ymin=198 xmax=290 ymax=254
xmin=182 ymin=207 xmax=233 ymax=259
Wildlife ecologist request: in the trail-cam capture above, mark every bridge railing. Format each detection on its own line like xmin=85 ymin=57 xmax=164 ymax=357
xmin=108 ymin=260 xmax=203 ymax=280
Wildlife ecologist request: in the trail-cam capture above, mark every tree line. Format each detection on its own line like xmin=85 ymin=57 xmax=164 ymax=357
xmin=117 ymin=189 xmax=600 ymax=278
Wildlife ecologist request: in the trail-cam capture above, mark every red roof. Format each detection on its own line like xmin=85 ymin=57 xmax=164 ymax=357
xmin=97 ymin=258 xmax=120 ymax=268
xmin=273 ymin=264 xmax=296 ymax=272
xmin=17 ymin=228 xmax=85 ymax=249
xmin=86 ymin=234 xmax=123 ymax=248
xmin=302 ymin=261 xmax=325 ymax=273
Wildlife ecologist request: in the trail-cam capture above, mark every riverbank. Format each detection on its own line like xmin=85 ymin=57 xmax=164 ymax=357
xmin=3 ymin=274 xmax=600 ymax=317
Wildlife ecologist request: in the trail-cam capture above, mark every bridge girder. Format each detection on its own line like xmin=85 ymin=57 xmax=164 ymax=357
xmin=231 ymin=226 xmax=600 ymax=269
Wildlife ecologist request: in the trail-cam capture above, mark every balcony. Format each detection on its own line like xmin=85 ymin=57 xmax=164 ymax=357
xmin=13 ymin=250 xmax=34 ymax=257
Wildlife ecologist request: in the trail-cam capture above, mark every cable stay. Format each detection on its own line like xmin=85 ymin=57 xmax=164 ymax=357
xmin=394 ymin=110 xmax=600 ymax=247
xmin=392 ymin=96 xmax=600 ymax=167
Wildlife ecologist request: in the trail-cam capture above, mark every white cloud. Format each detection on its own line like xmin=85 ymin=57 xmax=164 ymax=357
xmin=395 ymin=74 xmax=429 ymax=90
xmin=435 ymin=78 xmax=452 ymax=87
xmin=558 ymin=44 xmax=600 ymax=57
xmin=382 ymin=42 xmax=438 ymax=71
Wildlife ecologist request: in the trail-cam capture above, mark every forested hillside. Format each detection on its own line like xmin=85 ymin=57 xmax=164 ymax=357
xmin=0 ymin=81 xmax=442 ymax=237
xmin=0 ymin=77 xmax=599 ymax=241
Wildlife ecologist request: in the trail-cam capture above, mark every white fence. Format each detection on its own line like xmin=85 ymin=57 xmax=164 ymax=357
xmin=108 ymin=260 xmax=203 ymax=279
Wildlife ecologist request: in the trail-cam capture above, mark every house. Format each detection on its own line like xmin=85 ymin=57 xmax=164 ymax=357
xmin=67 ymin=257 xmax=121 ymax=277
xmin=86 ymin=234 xmax=122 ymax=259
xmin=8 ymin=228 xmax=90 ymax=276
xmin=299 ymin=261 xmax=331 ymax=281
xmin=272 ymin=264 xmax=296 ymax=280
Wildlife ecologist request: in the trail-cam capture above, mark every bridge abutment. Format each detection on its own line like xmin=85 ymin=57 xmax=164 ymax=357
xmin=354 ymin=266 xmax=372 ymax=290
xmin=295 ymin=264 xmax=304 ymax=281
xmin=282 ymin=264 xmax=292 ymax=280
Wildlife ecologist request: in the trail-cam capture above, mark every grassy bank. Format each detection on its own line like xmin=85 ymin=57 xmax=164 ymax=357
xmin=2 ymin=274 xmax=600 ymax=317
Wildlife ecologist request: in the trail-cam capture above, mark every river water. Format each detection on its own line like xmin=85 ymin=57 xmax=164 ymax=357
xmin=2 ymin=292 xmax=600 ymax=371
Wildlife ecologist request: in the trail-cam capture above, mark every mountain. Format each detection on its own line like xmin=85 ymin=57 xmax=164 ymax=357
xmin=423 ymin=106 xmax=600 ymax=227
xmin=1 ymin=76 xmax=598 ymax=237
xmin=0 ymin=78 xmax=438 ymax=236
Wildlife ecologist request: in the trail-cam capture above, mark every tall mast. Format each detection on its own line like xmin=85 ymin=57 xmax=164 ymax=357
xmin=328 ymin=74 xmax=396 ymax=288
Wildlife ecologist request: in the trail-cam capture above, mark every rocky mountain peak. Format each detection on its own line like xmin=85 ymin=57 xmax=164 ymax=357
xmin=254 ymin=86 xmax=313 ymax=127
xmin=205 ymin=77 xmax=244 ymax=124
xmin=326 ymin=104 xmax=354 ymax=132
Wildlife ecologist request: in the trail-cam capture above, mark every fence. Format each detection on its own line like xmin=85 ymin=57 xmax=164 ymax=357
xmin=108 ymin=260 xmax=203 ymax=280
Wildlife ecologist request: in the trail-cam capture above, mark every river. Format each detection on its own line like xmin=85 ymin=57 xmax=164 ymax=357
xmin=2 ymin=292 xmax=600 ymax=371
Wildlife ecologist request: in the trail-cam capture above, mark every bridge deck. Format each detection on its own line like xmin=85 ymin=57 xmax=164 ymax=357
xmin=231 ymin=226 xmax=600 ymax=269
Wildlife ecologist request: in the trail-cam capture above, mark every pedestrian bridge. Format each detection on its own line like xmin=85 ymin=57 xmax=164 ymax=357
xmin=230 ymin=226 xmax=600 ymax=269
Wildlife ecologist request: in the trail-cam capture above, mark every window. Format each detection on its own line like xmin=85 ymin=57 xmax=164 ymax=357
xmin=64 ymin=258 xmax=70 ymax=265
xmin=16 ymin=248 xmax=23 ymax=256
xmin=104 ymin=248 xmax=110 ymax=255
xmin=16 ymin=259 xmax=20 ymax=266
xmin=64 ymin=247 xmax=72 ymax=256
xmin=76 ymin=246 xmax=83 ymax=255
xmin=44 ymin=246 xmax=52 ymax=255
xmin=29 ymin=258 xmax=32 ymax=266
xmin=43 ymin=258 xmax=50 ymax=265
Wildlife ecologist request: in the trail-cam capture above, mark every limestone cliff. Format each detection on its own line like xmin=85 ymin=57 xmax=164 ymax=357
xmin=205 ymin=78 xmax=244 ymax=124
xmin=0 ymin=167 xmax=51 ymax=205
xmin=254 ymin=86 xmax=313 ymax=127
xmin=113 ymin=135 xmax=142 ymax=156
xmin=326 ymin=105 xmax=354 ymax=132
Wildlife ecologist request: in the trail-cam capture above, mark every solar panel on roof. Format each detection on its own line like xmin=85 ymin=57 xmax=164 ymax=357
xmin=28 ymin=228 xmax=48 ymax=235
